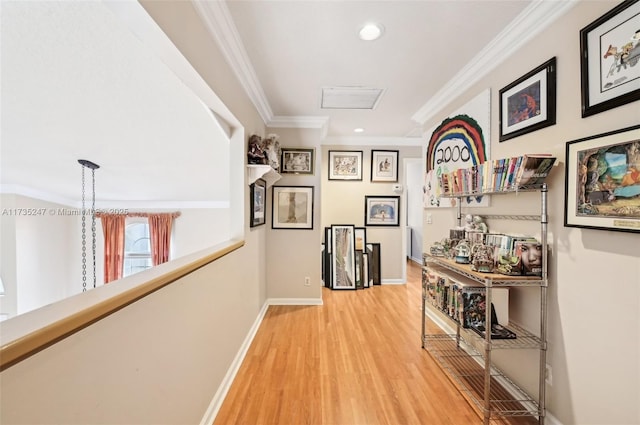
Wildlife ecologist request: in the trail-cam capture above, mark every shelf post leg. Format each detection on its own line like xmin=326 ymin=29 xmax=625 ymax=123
xmin=483 ymin=279 xmax=492 ymax=425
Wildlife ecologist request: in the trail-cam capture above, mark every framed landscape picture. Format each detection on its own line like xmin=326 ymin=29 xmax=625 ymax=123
xmin=371 ymin=150 xmax=399 ymax=182
xmin=272 ymin=186 xmax=314 ymax=229
xmin=331 ymin=224 xmax=356 ymax=290
xmin=249 ymin=178 xmax=266 ymax=227
xmin=281 ymin=148 xmax=314 ymax=174
xmin=579 ymin=1 xmax=640 ymax=117
xmin=499 ymin=57 xmax=556 ymax=142
xmin=365 ymin=195 xmax=400 ymax=226
xmin=564 ymin=124 xmax=640 ymax=233
xmin=328 ymin=150 xmax=363 ymax=180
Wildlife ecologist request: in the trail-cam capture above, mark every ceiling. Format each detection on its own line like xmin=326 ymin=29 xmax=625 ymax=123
xmin=220 ymin=0 xmax=533 ymax=140
xmin=1 ymin=0 xmax=574 ymax=205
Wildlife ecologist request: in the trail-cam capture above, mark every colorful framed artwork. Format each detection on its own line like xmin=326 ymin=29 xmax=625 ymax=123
xmin=249 ymin=178 xmax=266 ymax=228
xmin=499 ymin=57 xmax=557 ymax=142
xmin=331 ymin=224 xmax=356 ymax=290
xmin=364 ymin=195 xmax=400 ymax=227
xmin=579 ymin=0 xmax=640 ymax=117
xmin=328 ymin=150 xmax=363 ymax=180
xmin=272 ymin=186 xmax=314 ymax=229
xmin=280 ymin=148 xmax=314 ymax=174
xmin=564 ymin=124 xmax=640 ymax=233
xmin=371 ymin=150 xmax=399 ymax=182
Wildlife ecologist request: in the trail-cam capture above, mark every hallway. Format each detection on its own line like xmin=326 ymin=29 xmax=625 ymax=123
xmin=213 ymin=260 xmax=537 ymax=425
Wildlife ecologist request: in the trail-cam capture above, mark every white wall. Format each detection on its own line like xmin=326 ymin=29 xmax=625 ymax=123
xmin=405 ymin=158 xmax=423 ymax=263
xmin=264 ymin=127 xmax=323 ymax=299
xmin=422 ymin=2 xmax=640 ymax=424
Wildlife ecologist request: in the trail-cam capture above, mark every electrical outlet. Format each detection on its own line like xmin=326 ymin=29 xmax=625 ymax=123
xmin=426 ymin=213 xmax=433 ymax=224
xmin=304 ymin=277 xmax=311 ymax=286
xmin=545 ymin=364 xmax=552 ymax=386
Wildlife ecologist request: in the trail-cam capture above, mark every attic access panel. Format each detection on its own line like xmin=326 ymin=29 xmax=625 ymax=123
xmin=321 ymin=86 xmax=385 ymax=109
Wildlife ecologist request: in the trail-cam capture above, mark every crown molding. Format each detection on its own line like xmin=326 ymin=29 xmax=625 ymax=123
xmin=268 ymin=115 xmax=329 ymax=129
xmin=411 ymin=0 xmax=578 ymax=125
xmin=322 ymin=136 xmax=423 ymax=147
xmin=267 ymin=115 xmax=330 ymax=138
xmin=193 ymin=0 xmax=273 ymax=124
xmin=1 ymin=185 xmax=229 ymax=209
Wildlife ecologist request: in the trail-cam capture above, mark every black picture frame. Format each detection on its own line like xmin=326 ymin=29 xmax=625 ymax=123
xmin=328 ymin=150 xmax=363 ymax=180
xmin=364 ymin=195 xmax=400 ymax=227
xmin=271 ymin=186 xmax=314 ymax=230
xmin=579 ymin=0 xmax=640 ymax=117
xmin=331 ymin=224 xmax=356 ymax=290
xmin=280 ymin=147 xmax=314 ymax=174
xmin=366 ymin=243 xmax=381 ymax=285
xmin=499 ymin=57 xmax=557 ymax=142
xmin=371 ymin=150 xmax=399 ymax=182
xmin=564 ymin=124 xmax=640 ymax=233
xmin=323 ymin=227 xmax=332 ymax=288
xmin=249 ymin=178 xmax=266 ymax=227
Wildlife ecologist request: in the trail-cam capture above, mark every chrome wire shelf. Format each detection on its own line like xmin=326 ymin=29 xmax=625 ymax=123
xmin=423 ymin=334 xmax=541 ymax=418
xmin=423 ymin=255 xmax=546 ymax=288
xmin=440 ymin=184 xmax=547 ymax=199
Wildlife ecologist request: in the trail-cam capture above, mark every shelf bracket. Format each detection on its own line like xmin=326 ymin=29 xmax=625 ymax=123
xmin=247 ymin=164 xmax=281 ymax=187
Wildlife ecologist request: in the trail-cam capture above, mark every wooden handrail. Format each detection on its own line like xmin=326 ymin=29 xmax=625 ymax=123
xmin=0 ymin=239 xmax=244 ymax=372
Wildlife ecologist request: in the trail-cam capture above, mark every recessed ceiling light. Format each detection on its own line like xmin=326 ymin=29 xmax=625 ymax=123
xmin=359 ymin=23 xmax=384 ymax=41
xmin=354 ymin=128 xmax=365 ymax=133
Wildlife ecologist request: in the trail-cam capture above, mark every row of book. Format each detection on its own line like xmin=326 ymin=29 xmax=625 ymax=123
xmin=438 ymin=154 xmax=557 ymax=195
xmin=422 ymin=266 xmax=516 ymax=339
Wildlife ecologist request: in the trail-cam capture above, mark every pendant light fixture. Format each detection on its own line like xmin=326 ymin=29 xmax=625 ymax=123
xmin=78 ymin=159 xmax=100 ymax=292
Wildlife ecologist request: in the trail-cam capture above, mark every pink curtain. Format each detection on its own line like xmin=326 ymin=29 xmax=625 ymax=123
xmin=100 ymin=214 xmax=125 ymax=283
xmin=148 ymin=214 xmax=174 ymax=266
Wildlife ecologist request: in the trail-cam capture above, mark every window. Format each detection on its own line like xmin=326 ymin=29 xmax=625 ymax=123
xmin=123 ymin=220 xmax=152 ymax=277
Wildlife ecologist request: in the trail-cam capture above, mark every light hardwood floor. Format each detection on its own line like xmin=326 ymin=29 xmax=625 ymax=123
xmin=213 ymin=260 xmax=538 ymax=425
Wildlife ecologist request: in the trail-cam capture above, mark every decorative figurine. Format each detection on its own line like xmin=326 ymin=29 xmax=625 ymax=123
xmin=454 ymin=240 xmax=471 ymax=264
xmin=429 ymin=242 xmax=446 ymax=257
xmin=247 ymin=134 xmax=267 ymax=165
xmin=472 ymin=215 xmax=489 ymax=233
xmin=471 ymin=244 xmax=495 ymax=273
xmin=263 ymin=133 xmax=281 ymax=171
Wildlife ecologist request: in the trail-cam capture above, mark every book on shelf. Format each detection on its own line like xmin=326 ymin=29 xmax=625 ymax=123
xmin=469 ymin=303 xmax=517 ymax=340
xmin=514 ymin=154 xmax=557 ymax=188
xmin=514 ymin=240 xmax=543 ymax=276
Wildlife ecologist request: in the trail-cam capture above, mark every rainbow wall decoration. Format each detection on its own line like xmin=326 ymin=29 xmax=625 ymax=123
xmin=426 ymin=115 xmax=488 ymax=172
xmin=423 ymin=89 xmax=491 ymax=208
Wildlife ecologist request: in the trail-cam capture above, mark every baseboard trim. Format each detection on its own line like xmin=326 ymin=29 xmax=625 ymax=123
xmin=382 ymin=279 xmax=405 ymax=285
xmin=199 ymin=301 xmax=269 ymax=425
xmin=267 ymin=298 xmax=323 ymax=305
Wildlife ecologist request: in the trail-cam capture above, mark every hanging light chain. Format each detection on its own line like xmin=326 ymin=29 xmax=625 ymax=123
xmin=78 ymin=159 xmax=100 ymax=292
xmin=81 ymin=165 xmax=87 ymax=292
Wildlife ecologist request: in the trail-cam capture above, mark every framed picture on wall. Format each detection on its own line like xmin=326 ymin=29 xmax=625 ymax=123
xmin=499 ymin=57 xmax=556 ymax=142
xmin=249 ymin=178 xmax=266 ymax=227
xmin=371 ymin=150 xmax=399 ymax=182
xmin=579 ymin=1 xmax=640 ymax=117
xmin=331 ymin=224 xmax=356 ymax=290
xmin=364 ymin=195 xmax=400 ymax=226
xmin=564 ymin=124 xmax=640 ymax=233
xmin=272 ymin=186 xmax=314 ymax=229
xmin=328 ymin=150 xmax=363 ymax=180
xmin=280 ymin=148 xmax=314 ymax=174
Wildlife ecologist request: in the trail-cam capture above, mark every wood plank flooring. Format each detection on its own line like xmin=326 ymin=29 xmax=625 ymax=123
xmin=213 ymin=260 xmax=538 ymax=425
